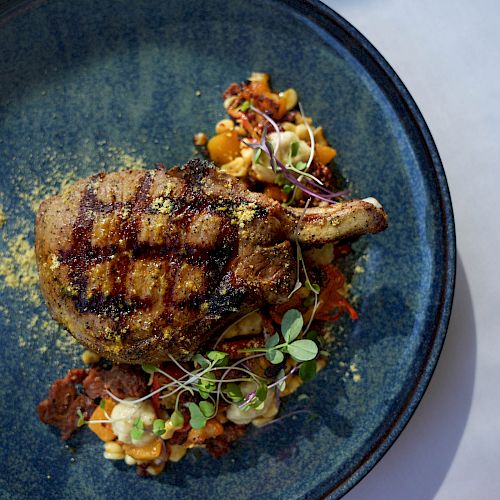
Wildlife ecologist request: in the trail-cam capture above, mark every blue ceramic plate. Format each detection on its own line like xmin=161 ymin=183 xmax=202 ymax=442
xmin=0 ymin=0 xmax=455 ymax=498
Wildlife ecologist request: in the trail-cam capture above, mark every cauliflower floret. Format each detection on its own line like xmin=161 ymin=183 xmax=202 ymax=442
xmin=226 ymin=381 xmax=278 ymax=426
xmin=251 ymin=131 xmax=311 ymax=183
xmin=111 ymin=399 xmax=156 ymax=446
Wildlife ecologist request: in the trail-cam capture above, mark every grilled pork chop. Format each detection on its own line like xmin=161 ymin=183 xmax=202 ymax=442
xmin=35 ymin=159 xmax=387 ymax=363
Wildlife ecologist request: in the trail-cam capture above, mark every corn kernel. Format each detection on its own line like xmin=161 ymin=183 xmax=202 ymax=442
xmin=316 ymin=358 xmax=327 ymax=372
xmin=295 ymin=124 xmax=309 ymax=141
xmin=279 ymin=88 xmax=298 ymax=111
xmin=104 ymin=441 xmax=123 ymax=454
xmin=282 ymin=122 xmax=296 ymax=132
xmin=193 ymin=132 xmax=207 ymax=146
xmin=215 ymin=119 xmax=235 ymax=134
xmin=103 ymin=451 xmax=124 ymax=460
xmin=146 ymin=462 xmax=166 ymax=476
xmin=295 ymin=113 xmax=313 ymax=125
xmin=124 ymin=454 xmax=137 ymax=466
xmin=240 ymin=147 xmax=253 ymax=164
xmin=81 ymin=349 xmax=100 ymax=365
xmin=249 ymin=72 xmax=269 ymax=84
xmin=313 ymin=126 xmax=328 ymax=145
xmin=220 ymin=157 xmax=249 ymax=178
xmin=168 ymin=445 xmax=188 ymax=462
xmin=280 ymin=375 xmax=302 ymax=397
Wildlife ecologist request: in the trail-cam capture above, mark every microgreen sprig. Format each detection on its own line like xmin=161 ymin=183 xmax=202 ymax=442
xmin=244 ymin=105 xmax=350 ymax=204
xmin=238 ymin=309 xmax=318 ymax=364
xmin=186 ymin=401 xmax=216 ymax=429
xmin=130 ymin=417 xmax=145 ymax=440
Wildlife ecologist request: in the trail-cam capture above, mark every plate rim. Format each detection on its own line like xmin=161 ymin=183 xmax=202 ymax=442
xmin=0 ymin=0 xmax=456 ymax=497
xmin=281 ymin=0 xmax=456 ymax=497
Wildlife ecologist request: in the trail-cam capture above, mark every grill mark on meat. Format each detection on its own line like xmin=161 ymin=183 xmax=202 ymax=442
xmin=57 ymin=165 xmax=248 ymax=341
xmin=112 ymin=172 xmax=154 ymax=335
xmin=60 ymin=173 xmax=102 ymax=313
xmin=59 ymin=172 xmax=154 ymax=323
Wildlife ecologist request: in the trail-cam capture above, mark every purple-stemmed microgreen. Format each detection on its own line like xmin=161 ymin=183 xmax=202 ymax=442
xmin=243 ymin=105 xmax=350 ymax=204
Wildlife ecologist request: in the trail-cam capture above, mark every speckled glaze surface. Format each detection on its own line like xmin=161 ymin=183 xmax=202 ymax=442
xmin=0 ymin=0 xmax=455 ymax=498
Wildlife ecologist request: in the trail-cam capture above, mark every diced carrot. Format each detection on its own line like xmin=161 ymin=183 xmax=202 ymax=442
xmin=122 ymin=437 xmax=163 ymax=461
xmin=207 ymin=130 xmax=241 ymax=165
xmin=89 ymin=399 xmax=117 ymax=442
xmin=315 ymin=144 xmax=337 ymax=165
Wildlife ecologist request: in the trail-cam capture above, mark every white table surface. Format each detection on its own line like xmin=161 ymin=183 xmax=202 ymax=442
xmin=320 ymin=0 xmax=500 ymax=498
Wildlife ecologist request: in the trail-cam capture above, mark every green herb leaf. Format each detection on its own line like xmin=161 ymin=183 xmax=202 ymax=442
xmin=99 ymin=399 xmax=106 ymax=410
xmin=256 ymin=383 xmax=268 ymax=403
xmin=199 ymin=401 xmax=215 ymax=418
xmin=281 ymin=309 xmax=303 ymax=343
xmin=249 ymin=398 xmax=265 ymax=411
xmin=295 ymin=161 xmax=307 ymax=171
xmin=193 ymin=353 xmax=210 ymax=368
xmin=198 ymin=389 xmax=209 ymax=399
xmin=197 ymin=371 xmax=216 ymax=391
xmin=141 ymin=363 xmax=157 ymax=374
xmin=227 ymin=382 xmax=243 ymax=402
xmin=305 ymin=280 xmax=320 ymax=294
xmin=197 ymin=370 xmax=217 ymax=398
xmin=287 ymin=339 xmax=318 ymax=362
xmin=299 ymin=359 xmax=317 ymax=382
xmin=186 ymin=403 xmax=207 ymax=430
xmin=170 ymin=410 xmax=184 ymax=428
xmin=152 ymin=419 xmax=166 ymax=436
xmin=254 ymin=148 xmax=262 ymax=164
xmin=76 ymin=408 xmax=85 ymax=427
xmin=130 ymin=417 xmax=145 ymax=440
xmin=265 ymin=333 xmax=280 ymax=349
xmin=282 ymin=183 xmax=294 ymax=194
xmin=239 ymin=100 xmax=251 ymax=112
xmin=266 ymin=348 xmax=284 ymax=365
xmin=290 ymin=141 xmax=300 ymax=157
xmin=207 ymin=350 xmax=229 ymax=366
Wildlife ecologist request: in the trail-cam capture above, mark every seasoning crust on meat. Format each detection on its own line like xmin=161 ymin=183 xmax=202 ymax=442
xmin=35 ymin=159 xmax=387 ymax=363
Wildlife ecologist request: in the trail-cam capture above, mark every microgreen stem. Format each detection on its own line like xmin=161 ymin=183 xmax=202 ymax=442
xmin=267 ymin=365 xmax=299 ymax=390
xmin=298 ymin=102 xmax=315 ymax=172
xmin=250 ymin=105 xmax=281 ymax=155
xmin=106 ymin=383 xmax=170 ymax=406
